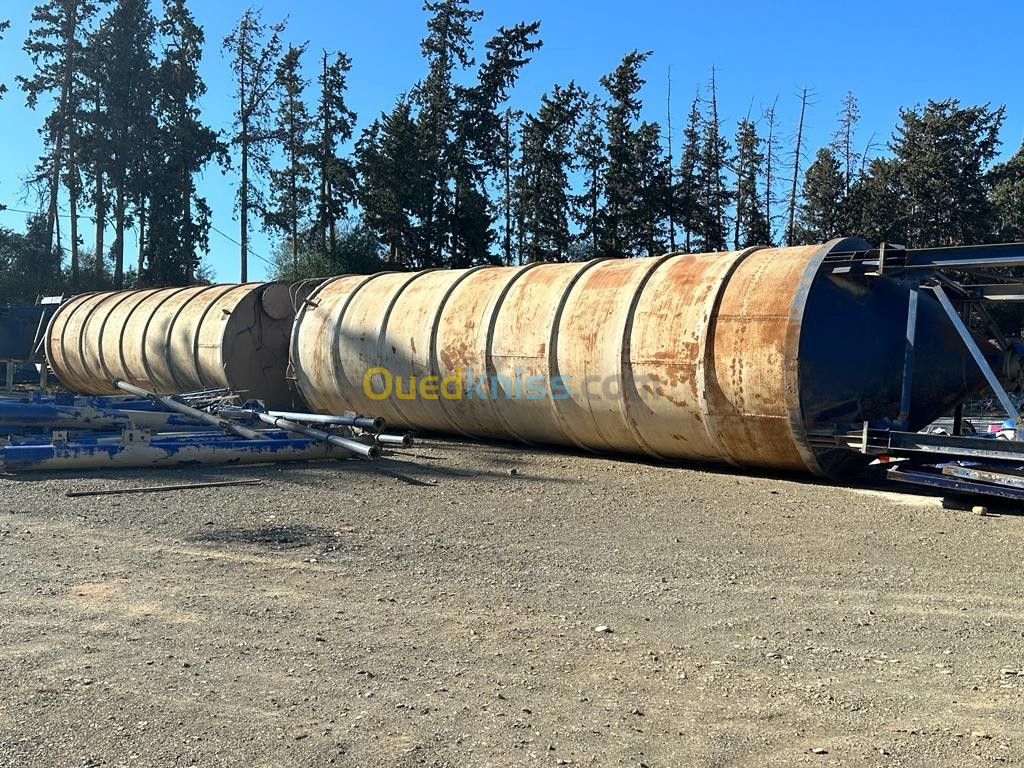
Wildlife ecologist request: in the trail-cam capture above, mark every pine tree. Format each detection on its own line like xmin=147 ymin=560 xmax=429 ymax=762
xmin=315 ymin=50 xmax=357 ymax=254
xmin=761 ymin=96 xmax=780 ymax=244
xmin=693 ymin=72 xmax=731 ymax=252
xmin=359 ymin=1 xmax=539 ymax=267
xmin=515 ymin=83 xmax=584 ymax=263
xmin=0 ymin=216 xmax=64 ymax=304
xmin=19 ymin=0 xmax=97 ymax=288
xmin=449 ymin=19 xmax=541 ymax=266
xmin=794 ymin=147 xmax=845 ymax=244
xmin=572 ymin=96 xmax=605 ymax=259
xmin=676 ymin=96 xmax=701 ymax=251
xmin=412 ymin=0 xmax=480 ymax=267
xmin=80 ymin=38 xmax=109 ymax=287
xmin=224 ymin=9 xmax=284 ymax=282
xmin=891 ymin=99 xmax=1004 ymax=246
xmin=143 ymin=0 xmax=222 ymax=286
xmin=356 ymin=100 xmax=430 ymax=266
xmin=632 ymin=120 xmax=669 ymax=257
xmin=990 ymin=142 xmax=1024 ymax=242
xmin=844 ymin=157 xmax=907 ymax=245
xmin=786 ymin=86 xmax=811 ymax=246
xmin=91 ymin=0 xmax=156 ymax=289
xmin=266 ymin=44 xmax=315 ymax=274
xmin=831 ymin=91 xmax=860 ymax=193
xmin=599 ymin=49 xmax=651 ymax=257
xmin=494 ymin=107 xmax=522 ymax=265
xmin=733 ymin=118 xmax=770 ymax=248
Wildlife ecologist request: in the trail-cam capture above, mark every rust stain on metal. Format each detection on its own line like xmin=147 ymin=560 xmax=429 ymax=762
xmin=291 ymin=246 xmax=830 ymax=474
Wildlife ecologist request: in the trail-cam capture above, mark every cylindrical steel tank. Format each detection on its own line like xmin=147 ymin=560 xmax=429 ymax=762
xmin=46 ymin=283 xmax=306 ymax=408
xmin=290 ymin=239 xmax=995 ymax=478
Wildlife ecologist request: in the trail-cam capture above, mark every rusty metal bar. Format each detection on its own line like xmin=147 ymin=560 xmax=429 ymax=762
xmin=66 ymin=478 xmax=264 ymax=497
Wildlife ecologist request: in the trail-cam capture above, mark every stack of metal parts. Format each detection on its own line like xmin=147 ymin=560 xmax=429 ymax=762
xmin=0 ymin=382 xmax=412 ymax=473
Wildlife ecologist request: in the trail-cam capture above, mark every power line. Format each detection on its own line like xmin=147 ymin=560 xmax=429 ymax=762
xmin=208 ymin=224 xmax=274 ymax=268
xmin=0 ymin=205 xmax=274 ymax=268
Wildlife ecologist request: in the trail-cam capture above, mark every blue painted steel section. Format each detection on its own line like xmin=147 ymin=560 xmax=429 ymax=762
xmin=0 ymin=304 xmax=54 ymax=360
xmin=0 ymin=436 xmax=336 ymax=471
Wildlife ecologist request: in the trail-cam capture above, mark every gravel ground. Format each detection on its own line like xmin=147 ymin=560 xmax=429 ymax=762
xmin=1 ymin=437 xmax=1023 ymax=767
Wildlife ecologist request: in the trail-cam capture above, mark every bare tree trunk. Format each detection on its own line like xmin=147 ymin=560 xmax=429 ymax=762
xmin=319 ymin=51 xmax=329 ymax=253
xmin=763 ymin=96 xmax=778 ymax=243
xmin=786 ymin=87 xmax=809 ymax=247
xmin=46 ymin=152 xmax=61 ymax=256
xmin=183 ymin=172 xmax=194 ymax=283
xmin=666 ymin=67 xmax=675 ymax=252
xmin=54 ymin=198 xmax=62 ymax=261
xmin=94 ymin=170 xmax=105 ymax=283
xmin=113 ymin=177 xmax=125 ymax=289
xmin=502 ymin=111 xmax=512 ymax=266
xmin=69 ymin=182 xmax=79 ymax=290
xmin=240 ymin=139 xmax=249 ymax=282
xmin=137 ymin=198 xmax=146 ymax=281
xmin=291 ymin=156 xmax=298 ymax=274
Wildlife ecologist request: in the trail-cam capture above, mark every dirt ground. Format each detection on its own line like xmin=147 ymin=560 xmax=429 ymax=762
xmin=1 ymin=437 xmax=1023 ymax=768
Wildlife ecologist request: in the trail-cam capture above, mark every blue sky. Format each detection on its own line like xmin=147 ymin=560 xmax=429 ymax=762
xmin=0 ymin=0 xmax=1021 ymax=282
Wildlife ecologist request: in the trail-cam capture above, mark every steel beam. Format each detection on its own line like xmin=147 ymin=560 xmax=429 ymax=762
xmin=897 ymin=289 xmax=918 ymax=428
xmin=931 ymin=285 xmax=1021 ymax=424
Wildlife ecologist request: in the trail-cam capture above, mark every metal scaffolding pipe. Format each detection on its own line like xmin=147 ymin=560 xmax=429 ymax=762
xmin=375 ymin=432 xmax=414 ymax=447
xmin=265 ymin=410 xmax=385 ymax=430
xmin=113 ymin=380 xmax=268 ymax=441
xmin=251 ymin=412 xmax=380 ymax=459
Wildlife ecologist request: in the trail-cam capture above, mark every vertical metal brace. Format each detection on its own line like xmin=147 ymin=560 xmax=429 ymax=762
xmin=932 ymin=285 xmax=1022 ymax=425
xmin=896 ymin=289 xmax=918 ymax=429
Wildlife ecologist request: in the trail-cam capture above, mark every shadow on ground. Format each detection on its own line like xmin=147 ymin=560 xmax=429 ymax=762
xmin=188 ymin=523 xmax=338 ymax=549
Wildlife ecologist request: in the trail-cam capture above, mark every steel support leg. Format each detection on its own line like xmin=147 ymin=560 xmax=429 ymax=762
xmin=932 ymin=285 xmax=1021 ymax=424
xmin=897 ymin=289 xmax=918 ymax=429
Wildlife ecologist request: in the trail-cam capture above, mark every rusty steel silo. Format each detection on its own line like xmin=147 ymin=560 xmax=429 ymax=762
xmin=46 ymin=282 xmax=307 ymax=408
xmin=291 ymin=238 xmax=996 ymax=478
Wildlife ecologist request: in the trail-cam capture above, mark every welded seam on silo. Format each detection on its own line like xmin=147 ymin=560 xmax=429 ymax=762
xmin=189 ymin=284 xmax=241 ymax=391
xmin=783 ymin=240 xmax=846 ymax=478
xmin=138 ymin=286 xmax=195 ymax=390
xmin=323 ymin=272 xmax=393 ymax=415
xmin=47 ymin=293 xmax=95 ymax=392
xmin=547 ymin=257 xmax=611 ymax=452
xmin=162 ymin=285 xmax=224 ymax=392
xmin=482 ymin=261 xmax=547 ymax=444
xmin=288 ymin=273 xmax=341 ymax=397
xmin=617 ymin=252 xmax=684 ymax=460
xmin=696 ymin=246 xmax=765 ymax=469
xmin=428 ymin=265 xmax=492 ymax=438
xmin=77 ymin=293 xmax=121 ymax=393
xmin=374 ymin=270 xmax=440 ymax=430
xmin=104 ymin=289 xmax=160 ymax=388
xmin=97 ymin=289 xmax=143 ymax=386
